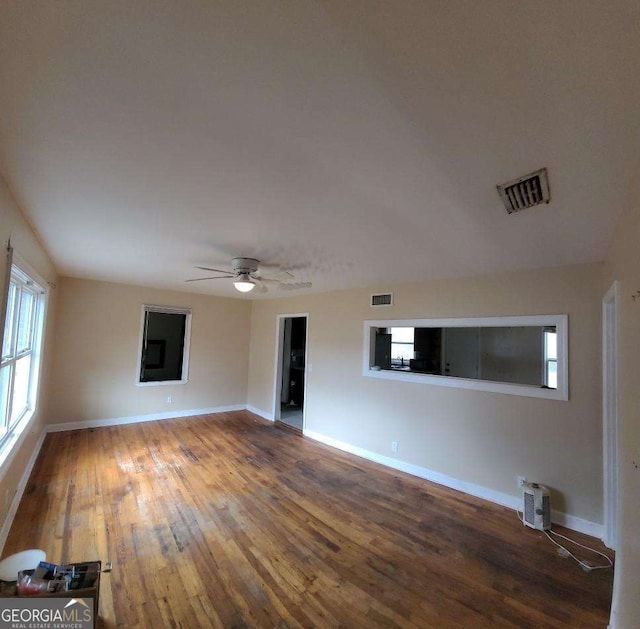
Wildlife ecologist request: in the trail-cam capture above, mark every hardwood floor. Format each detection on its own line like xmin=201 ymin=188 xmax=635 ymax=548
xmin=3 ymin=411 xmax=613 ymax=627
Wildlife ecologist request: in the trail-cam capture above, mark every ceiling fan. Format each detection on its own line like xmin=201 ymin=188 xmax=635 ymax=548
xmin=186 ymin=257 xmax=312 ymax=293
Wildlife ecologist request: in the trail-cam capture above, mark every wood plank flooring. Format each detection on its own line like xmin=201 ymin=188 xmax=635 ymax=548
xmin=3 ymin=411 xmax=613 ymax=627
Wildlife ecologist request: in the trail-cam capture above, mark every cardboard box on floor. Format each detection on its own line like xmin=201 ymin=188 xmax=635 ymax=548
xmin=0 ymin=560 xmax=101 ymax=620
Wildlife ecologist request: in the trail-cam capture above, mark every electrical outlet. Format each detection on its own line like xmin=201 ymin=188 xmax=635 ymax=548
xmin=391 ymin=441 xmax=398 ymax=453
xmin=517 ymin=475 xmax=527 ymax=488
xmin=167 ymin=396 xmax=172 ymax=404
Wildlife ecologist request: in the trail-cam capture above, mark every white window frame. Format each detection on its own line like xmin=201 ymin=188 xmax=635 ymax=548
xmin=363 ymin=314 xmax=568 ymax=401
xmin=0 ymin=255 xmax=48 ymax=456
xmin=135 ymin=305 xmax=192 ymax=387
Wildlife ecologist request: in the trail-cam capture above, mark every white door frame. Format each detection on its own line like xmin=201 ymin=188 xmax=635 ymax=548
xmin=602 ymin=282 xmax=619 ymax=549
xmin=273 ymin=313 xmax=309 ymax=428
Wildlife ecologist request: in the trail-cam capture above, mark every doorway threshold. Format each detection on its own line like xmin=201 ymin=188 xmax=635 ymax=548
xmin=275 ymin=419 xmax=303 ymax=436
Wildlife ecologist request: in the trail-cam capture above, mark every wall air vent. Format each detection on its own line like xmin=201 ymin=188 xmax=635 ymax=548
xmin=371 ymin=293 xmax=393 ymax=307
xmin=497 ymin=168 xmax=550 ymax=214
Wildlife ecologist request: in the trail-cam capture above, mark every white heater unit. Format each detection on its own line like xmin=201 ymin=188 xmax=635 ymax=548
xmin=522 ymin=482 xmax=551 ymax=531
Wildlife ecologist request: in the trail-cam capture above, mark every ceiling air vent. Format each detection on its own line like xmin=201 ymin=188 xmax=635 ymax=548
xmin=497 ymin=168 xmax=550 ymax=214
xmin=371 ymin=293 xmax=393 ymax=307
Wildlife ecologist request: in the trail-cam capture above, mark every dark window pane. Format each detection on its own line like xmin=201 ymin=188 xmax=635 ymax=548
xmin=140 ymin=311 xmax=186 ymax=382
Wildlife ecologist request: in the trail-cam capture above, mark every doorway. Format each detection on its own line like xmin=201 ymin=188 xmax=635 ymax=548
xmin=274 ymin=314 xmax=308 ymax=431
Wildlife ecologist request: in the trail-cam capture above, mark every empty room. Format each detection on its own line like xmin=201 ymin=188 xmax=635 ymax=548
xmin=0 ymin=1 xmax=639 ymax=627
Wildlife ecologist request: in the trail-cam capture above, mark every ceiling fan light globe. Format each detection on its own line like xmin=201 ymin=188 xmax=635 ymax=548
xmin=233 ymin=277 xmax=256 ymax=293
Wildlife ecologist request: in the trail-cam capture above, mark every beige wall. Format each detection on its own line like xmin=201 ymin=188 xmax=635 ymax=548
xmin=604 ymin=202 xmax=640 ymax=628
xmin=249 ymin=263 xmax=604 ymax=523
xmin=49 ymin=277 xmax=251 ymax=424
xmin=0 ymin=176 xmax=57 ymax=530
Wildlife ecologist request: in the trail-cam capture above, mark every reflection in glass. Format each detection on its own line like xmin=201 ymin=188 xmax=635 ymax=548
xmin=10 ymin=354 xmax=31 ymax=426
xmin=544 ymin=329 xmax=558 ymax=388
xmin=2 ymin=284 xmax=15 ymax=359
xmin=16 ymin=290 xmax=34 ymax=353
xmin=0 ymin=366 xmax=9 ymax=438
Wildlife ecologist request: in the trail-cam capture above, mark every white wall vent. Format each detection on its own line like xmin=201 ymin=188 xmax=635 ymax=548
xmin=371 ymin=293 xmax=393 ymax=307
xmin=497 ymin=168 xmax=550 ymax=214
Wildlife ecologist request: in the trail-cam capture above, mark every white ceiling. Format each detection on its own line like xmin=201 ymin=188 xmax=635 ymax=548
xmin=0 ymin=1 xmax=639 ymax=298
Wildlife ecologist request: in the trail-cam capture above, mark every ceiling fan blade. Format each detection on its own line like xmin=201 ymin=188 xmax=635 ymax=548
xmin=257 ymin=263 xmax=282 ymax=271
xmin=253 ymin=275 xmax=280 ymax=284
xmin=258 ymin=268 xmax=294 ymax=281
xmin=185 ymin=275 xmax=235 ymax=282
xmin=278 ymin=282 xmax=312 ymax=291
xmin=195 ymin=265 xmax=234 ymax=274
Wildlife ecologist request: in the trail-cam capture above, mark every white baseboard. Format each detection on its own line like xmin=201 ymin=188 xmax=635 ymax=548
xmin=304 ymin=429 xmax=603 ymax=539
xmin=0 ymin=429 xmax=47 ymax=553
xmin=551 ymin=510 xmax=604 ymax=539
xmin=47 ymin=404 xmax=246 ymax=433
xmin=246 ymin=405 xmax=275 ymax=421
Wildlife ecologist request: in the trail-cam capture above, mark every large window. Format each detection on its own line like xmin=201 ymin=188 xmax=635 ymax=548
xmin=136 ymin=305 xmax=192 ymax=385
xmin=0 ymin=264 xmax=47 ymax=446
